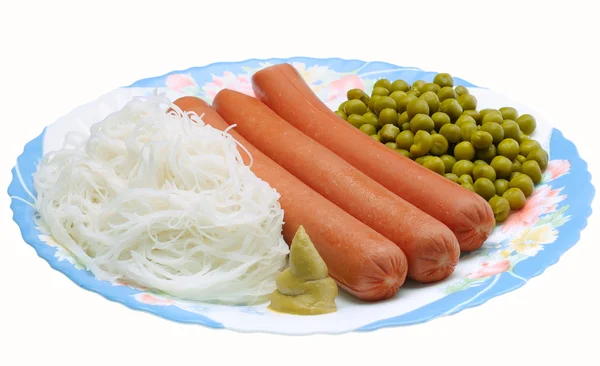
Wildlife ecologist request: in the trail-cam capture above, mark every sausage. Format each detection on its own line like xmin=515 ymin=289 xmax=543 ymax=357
xmin=212 ymin=90 xmax=460 ymax=282
xmin=251 ymin=63 xmax=495 ymax=252
xmin=173 ymin=96 xmax=408 ymax=301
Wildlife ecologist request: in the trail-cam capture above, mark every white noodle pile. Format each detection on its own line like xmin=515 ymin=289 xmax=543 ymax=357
xmin=33 ymin=93 xmax=289 ymax=305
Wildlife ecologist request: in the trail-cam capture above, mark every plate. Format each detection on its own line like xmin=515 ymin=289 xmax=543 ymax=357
xmin=8 ymin=57 xmax=595 ymax=335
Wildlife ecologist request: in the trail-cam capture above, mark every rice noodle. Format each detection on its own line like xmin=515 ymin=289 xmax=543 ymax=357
xmin=33 ymin=93 xmax=289 ymax=305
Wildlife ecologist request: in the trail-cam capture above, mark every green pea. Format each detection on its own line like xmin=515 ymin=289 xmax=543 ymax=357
xmin=460 ymin=123 xmax=478 ymax=142
xmin=476 ymin=144 xmax=497 ymax=163
xmin=440 ymin=154 xmax=457 ymax=173
xmin=462 ymin=110 xmax=482 ymax=125
xmin=455 ymin=85 xmax=469 ymax=96
xmin=494 ymin=179 xmax=510 ymax=196
xmin=395 ymin=130 xmax=415 ymax=150
xmin=438 ymin=86 xmax=456 ymax=102
xmin=499 ymin=107 xmax=519 ymax=121
xmin=419 ymin=82 xmax=441 ymax=94
xmin=520 ymin=132 xmax=530 ymax=141
xmin=461 ymin=182 xmax=475 ymax=192
xmin=395 ymin=148 xmax=412 ymax=158
xmin=419 ymin=91 xmax=440 ymax=114
xmin=434 ymin=73 xmax=454 ymax=87
xmin=481 ymin=112 xmax=504 ymax=124
xmin=410 ymin=130 xmax=433 ymax=157
xmin=359 ymin=124 xmax=377 ymax=135
xmin=334 ymin=110 xmax=348 ymax=120
xmin=406 ymin=89 xmax=421 ymax=97
xmin=430 ymin=134 xmax=449 ymax=156
xmin=458 ymin=174 xmax=474 ymax=185
xmin=498 ymin=138 xmax=520 ymax=160
xmin=415 ymin=156 xmax=433 ymax=165
xmin=444 ymin=173 xmax=460 ymax=183
xmin=410 ymin=114 xmax=435 ymax=133
xmin=395 ymin=94 xmax=417 ymax=114
xmin=374 ymin=78 xmax=392 ymax=90
xmin=398 ymin=111 xmax=410 ymax=126
xmin=509 ymin=172 xmax=522 ymax=181
xmin=379 ymin=108 xmax=399 ymax=126
xmin=401 ymin=122 xmax=411 ymax=131
xmin=512 ymin=159 xmax=522 ymax=173
xmin=503 ymin=188 xmax=526 ymax=210
xmin=368 ymin=95 xmax=382 ymax=111
xmin=432 ymin=112 xmax=451 ymax=131
xmin=407 ymin=99 xmax=430 ymax=119
xmin=455 ymin=114 xmax=477 ymax=127
xmin=412 ymin=80 xmax=426 ymax=90
xmin=371 ymin=134 xmax=381 ymax=142
xmin=452 ymin=159 xmax=475 ymax=177
xmin=491 ymin=155 xmax=513 ymax=179
xmin=339 ymin=101 xmax=347 ymax=112
xmin=390 ymin=80 xmax=410 ymax=93
xmin=347 ymin=114 xmax=367 ymax=128
xmin=385 ymin=142 xmax=398 ymax=149
xmin=457 ymin=94 xmax=477 ymax=111
xmin=439 ymin=123 xmax=461 ymax=144
xmin=474 ymin=159 xmax=488 ymax=165
xmin=501 ymin=120 xmax=521 ymax=141
xmin=527 ymin=148 xmax=549 ymax=170
xmin=481 ymin=122 xmax=505 ymax=145
xmin=439 ymin=98 xmax=463 ymax=120
xmin=516 ymin=114 xmax=537 ymax=135
xmin=516 ymin=154 xmax=527 ymax=164
xmin=473 ymin=164 xmax=497 ymax=181
xmin=372 ymin=86 xmax=390 ymax=97
xmin=510 ymin=174 xmax=535 ymax=197
xmin=363 ymin=112 xmax=380 ymax=129
xmin=454 ymin=141 xmax=476 ymax=160
xmin=519 ymin=140 xmax=542 ymax=156
xmin=390 ymin=91 xmax=407 ymax=108
xmin=346 ymin=89 xmax=366 ymax=101
xmin=480 ymin=108 xmax=500 ymax=117
xmin=344 ymin=99 xmax=367 ymax=116
xmin=379 ymin=124 xmax=401 ymax=143
xmin=474 ymin=178 xmax=496 ymax=200
xmin=374 ymin=96 xmax=398 ymax=114
xmin=424 ymin=156 xmax=446 ymax=175
xmin=521 ymin=160 xmax=542 ymax=183
xmin=488 ymin=195 xmax=511 ymax=223
xmin=471 ymin=131 xmax=493 ymax=149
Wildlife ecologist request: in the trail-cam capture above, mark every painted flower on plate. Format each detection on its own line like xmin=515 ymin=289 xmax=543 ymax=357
xmin=466 ymin=260 xmax=510 ymax=279
xmin=326 ymin=75 xmax=365 ymax=106
xmin=165 ymin=73 xmax=201 ymax=95
xmin=542 ymin=159 xmax=571 ymax=182
xmin=201 ymin=71 xmax=254 ymax=101
xmin=501 ymin=185 xmax=567 ymax=234
xmin=134 ymin=293 xmax=175 ymax=306
xmin=507 ymin=223 xmax=558 ymax=257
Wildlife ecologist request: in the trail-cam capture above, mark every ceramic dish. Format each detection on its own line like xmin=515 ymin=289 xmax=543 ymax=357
xmin=8 ymin=57 xmax=595 ymax=335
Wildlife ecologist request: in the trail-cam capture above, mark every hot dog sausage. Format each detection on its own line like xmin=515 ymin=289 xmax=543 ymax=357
xmin=251 ymin=63 xmax=495 ymax=251
xmin=173 ymin=96 xmax=408 ymax=301
xmin=212 ymin=89 xmax=460 ymax=283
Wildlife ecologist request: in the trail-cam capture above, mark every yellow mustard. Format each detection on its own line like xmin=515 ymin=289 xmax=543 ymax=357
xmin=268 ymin=226 xmax=338 ymax=315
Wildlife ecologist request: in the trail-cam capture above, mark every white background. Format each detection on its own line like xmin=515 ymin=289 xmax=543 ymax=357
xmin=1 ymin=1 xmax=599 ymax=365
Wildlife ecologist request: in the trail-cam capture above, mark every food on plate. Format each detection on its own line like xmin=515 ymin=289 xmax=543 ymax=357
xmin=174 ymin=96 xmax=408 ymax=301
xmin=212 ymin=89 xmax=460 ymax=283
xmin=321 ymin=68 xmax=550 ymax=225
xmin=251 ymin=63 xmax=495 ymax=252
xmin=32 ymin=94 xmax=289 ymax=305
xmin=269 ymin=226 xmax=338 ymax=315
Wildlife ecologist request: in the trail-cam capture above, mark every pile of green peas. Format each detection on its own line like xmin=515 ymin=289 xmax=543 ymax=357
xmin=335 ymin=73 xmax=549 ymax=223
